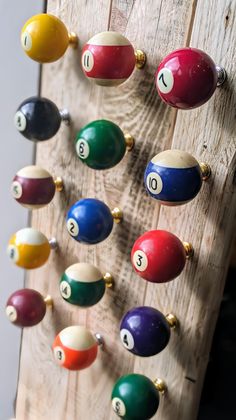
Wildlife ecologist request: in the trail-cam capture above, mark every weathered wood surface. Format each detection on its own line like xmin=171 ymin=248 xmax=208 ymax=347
xmin=16 ymin=1 xmax=236 ymax=419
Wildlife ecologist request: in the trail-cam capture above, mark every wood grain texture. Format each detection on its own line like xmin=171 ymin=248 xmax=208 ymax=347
xmin=16 ymin=1 xmax=236 ymax=419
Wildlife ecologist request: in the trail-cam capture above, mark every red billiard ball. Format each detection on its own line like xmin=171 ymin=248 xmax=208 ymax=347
xmin=6 ymin=289 xmax=47 ymax=327
xmin=155 ymin=48 xmax=224 ymax=109
xmin=131 ymin=230 xmax=190 ymax=283
xmin=53 ymin=326 xmax=98 ymax=370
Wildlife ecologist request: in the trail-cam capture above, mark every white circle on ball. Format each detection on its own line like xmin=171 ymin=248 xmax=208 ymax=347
xmin=6 ymin=305 xmax=17 ymax=323
xmin=7 ymin=245 xmax=19 ymax=263
xmin=14 ymin=111 xmax=27 ymax=132
xmin=146 ymin=172 xmax=163 ymax=195
xmin=53 ymin=346 xmax=66 ymax=365
xmin=66 ymin=218 xmax=79 ymax=237
xmin=157 ymin=68 xmax=174 ymax=94
xmin=120 ymin=328 xmax=135 ymax=350
xmin=112 ymin=397 xmax=126 ymax=417
xmin=21 ymin=31 xmax=32 ymax=51
xmin=11 ymin=181 xmax=23 ymax=199
xmin=60 ymin=281 xmax=72 ymax=299
xmin=76 ymin=139 xmax=90 ymax=160
xmin=132 ymin=250 xmax=148 ymax=272
xmin=82 ymin=50 xmax=94 ymax=72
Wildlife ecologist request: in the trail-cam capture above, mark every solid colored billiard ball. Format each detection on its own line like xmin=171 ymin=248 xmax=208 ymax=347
xmin=11 ymin=166 xmax=63 ymax=209
xmin=7 ymin=227 xmax=51 ymax=269
xmin=5 ymin=289 xmax=52 ymax=327
xmin=144 ymin=149 xmax=211 ymax=205
xmin=21 ymin=14 xmax=77 ymax=63
xmin=120 ymin=306 xmax=177 ymax=357
xmin=53 ymin=326 xmax=98 ymax=370
xmin=155 ymin=48 xmax=226 ymax=109
xmin=111 ymin=374 xmax=161 ymax=419
xmin=75 ymin=120 xmax=134 ymax=170
xmin=82 ymin=31 xmax=146 ymax=86
xmin=60 ymin=263 xmax=111 ymax=307
xmin=66 ymin=198 xmax=122 ymax=244
xmin=131 ymin=230 xmax=193 ymax=283
xmin=14 ymin=97 xmax=70 ymax=141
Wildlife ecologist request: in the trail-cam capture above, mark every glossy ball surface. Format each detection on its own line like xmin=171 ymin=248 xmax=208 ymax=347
xmin=7 ymin=228 xmax=50 ymax=269
xmin=21 ymin=14 xmax=69 ymax=63
xmin=82 ymin=31 xmax=136 ymax=86
xmin=75 ymin=120 xmax=126 ymax=170
xmin=155 ymin=48 xmax=218 ymax=109
xmin=144 ymin=150 xmax=202 ymax=205
xmin=131 ymin=230 xmax=186 ymax=283
xmin=6 ymin=289 xmax=46 ymax=327
xmin=53 ymin=326 xmax=98 ymax=370
xmin=11 ymin=166 xmax=55 ymax=209
xmin=111 ymin=374 xmax=159 ymax=419
xmin=120 ymin=306 xmax=170 ymax=357
xmin=66 ymin=198 xmax=114 ymax=244
xmin=14 ymin=97 xmax=61 ymax=141
xmin=60 ymin=263 xmax=106 ymax=307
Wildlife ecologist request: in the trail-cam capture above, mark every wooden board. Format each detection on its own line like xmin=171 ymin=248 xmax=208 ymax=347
xmin=16 ymin=1 xmax=236 ymax=419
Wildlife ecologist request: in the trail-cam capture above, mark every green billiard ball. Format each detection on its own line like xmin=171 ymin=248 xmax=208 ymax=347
xmin=60 ymin=263 xmax=111 ymax=307
xmin=111 ymin=374 xmax=160 ymax=419
xmin=75 ymin=119 xmax=133 ymax=170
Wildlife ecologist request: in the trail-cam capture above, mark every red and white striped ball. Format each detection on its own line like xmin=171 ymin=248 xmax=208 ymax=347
xmin=53 ymin=326 xmax=98 ymax=370
xmin=11 ymin=166 xmax=55 ymax=209
xmin=82 ymin=31 xmax=136 ymax=86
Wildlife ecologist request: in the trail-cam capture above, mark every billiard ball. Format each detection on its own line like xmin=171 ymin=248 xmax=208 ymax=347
xmin=14 ymin=97 xmax=70 ymax=141
xmin=155 ymin=48 xmax=226 ymax=109
xmin=21 ymin=14 xmax=77 ymax=63
xmin=144 ymin=149 xmax=211 ymax=205
xmin=75 ymin=120 xmax=134 ymax=170
xmin=120 ymin=306 xmax=174 ymax=357
xmin=66 ymin=198 xmax=122 ymax=244
xmin=111 ymin=374 xmax=160 ymax=419
xmin=7 ymin=227 xmax=51 ymax=269
xmin=82 ymin=31 xmax=145 ymax=86
xmin=5 ymin=288 xmax=51 ymax=327
xmin=53 ymin=326 xmax=98 ymax=370
xmin=59 ymin=263 xmax=108 ymax=307
xmin=131 ymin=230 xmax=193 ymax=283
xmin=11 ymin=166 xmax=59 ymax=209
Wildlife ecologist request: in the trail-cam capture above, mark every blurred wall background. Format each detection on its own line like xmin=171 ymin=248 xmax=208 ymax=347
xmin=0 ymin=1 xmax=42 ymax=418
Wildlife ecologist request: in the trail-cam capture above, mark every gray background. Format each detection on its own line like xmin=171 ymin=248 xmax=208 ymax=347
xmin=0 ymin=1 xmax=42 ymax=418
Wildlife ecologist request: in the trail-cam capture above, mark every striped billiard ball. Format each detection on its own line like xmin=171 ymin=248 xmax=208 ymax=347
xmin=53 ymin=326 xmax=98 ymax=370
xmin=7 ymin=227 xmax=51 ymax=269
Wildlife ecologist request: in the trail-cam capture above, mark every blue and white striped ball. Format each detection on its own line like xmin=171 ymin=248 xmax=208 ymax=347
xmin=144 ymin=150 xmax=202 ymax=205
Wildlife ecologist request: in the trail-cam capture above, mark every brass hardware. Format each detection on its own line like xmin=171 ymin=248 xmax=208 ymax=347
xmin=111 ymin=207 xmax=123 ymax=224
xmin=54 ymin=177 xmax=64 ymax=192
xmin=103 ymin=272 xmax=114 ymax=288
xmin=183 ymin=241 xmax=194 ymax=259
xmin=199 ymin=163 xmax=211 ymax=181
xmin=68 ymin=32 xmax=78 ymax=48
xmin=124 ymin=134 xmax=135 ymax=152
xmin=153 ymin=378 xmax=167 ymax=395
xmin=135 ymin=49 xmax=146 ymax=69
xmin=165 ymin=313 xmax=178 ymax=329
xmin=44 ymin=295 xmax=53 ymax=308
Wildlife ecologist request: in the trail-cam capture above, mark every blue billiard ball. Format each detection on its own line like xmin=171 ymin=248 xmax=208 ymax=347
xmin=144 ymin=150 xmax=203 ymax=205
xmin=66 ymin=198 xmax=114 ymax=244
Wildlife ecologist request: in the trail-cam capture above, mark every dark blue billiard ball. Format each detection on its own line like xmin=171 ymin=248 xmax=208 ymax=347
xmin=120 ymin=306 xmax=171 ymax=357
xmin=66 ymin=198 xmax=114 ymax=244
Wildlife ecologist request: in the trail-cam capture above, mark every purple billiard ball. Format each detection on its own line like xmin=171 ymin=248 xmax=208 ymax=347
xmin=120 ymin=306 xmax=171 ymax=357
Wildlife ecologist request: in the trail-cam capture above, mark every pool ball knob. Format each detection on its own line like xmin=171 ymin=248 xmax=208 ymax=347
xmin=7 ymin=227 xmax=54 ymax=269
xmin=6 ymin=289 xmax=52 ymax=327
xmin=14 ymin=97 xmax=70 ymax=141
xmin=59 ymin=262 xmax=113 ymax=307
xmin=82 ymin=31 xmax=146 ymax=86
xmin=11 ymin=165 xmax=63 ymax=209
xmin=21 ymin=14 xmax=78 ymax=63
xmin=131 ymin=230 xmax=193 ymax=283
xmin=155 ymin=47 xmax=226 ymax=109
xmin=111 ymin=374 xmax=166 ymax=419
xmin=144 ymin=149 xmax=211 ymax=205
xmin=66 ymin=198 xmax=122 ymax=244
xmin=53 ymin=326 xmax=100 ymax=370
xmin=120 ymin=306 xmax=178 ymax=357
xmin=75 ymin=120 xmax=134 ymax=170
